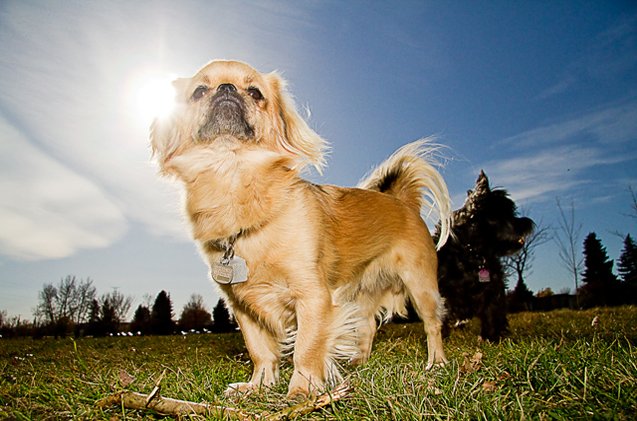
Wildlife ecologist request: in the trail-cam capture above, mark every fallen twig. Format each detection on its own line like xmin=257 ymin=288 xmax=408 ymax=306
xmin=146 ymin=368 xmax=165 ymax=406
xmin=96 ymin=390 xmax=253 ymax=419
xmin=96 ymin=379 xmax=351 ymax=420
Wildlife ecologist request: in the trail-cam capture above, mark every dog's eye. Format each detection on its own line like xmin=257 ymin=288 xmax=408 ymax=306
xmin=191 ymin=85 xmax=209 ymax=101
xmin=247 ymin=86 xmax=263 ymax=101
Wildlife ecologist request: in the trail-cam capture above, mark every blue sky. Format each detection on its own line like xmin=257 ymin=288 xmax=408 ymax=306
xmin=1 ymin=1 xmax=636 ymax=321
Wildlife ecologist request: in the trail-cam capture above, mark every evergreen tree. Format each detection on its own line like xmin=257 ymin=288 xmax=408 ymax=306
xmin=150 ymin=290 xmax=174 ymax=335
xmin=617 ymin=234 xmax=637 ymax=304
xmin=100 ymin=298 xmax=119 ymax=334
xmin=617 ymin=234 xmax=637 ymax=284
xmin=85 ymin=299 xmax=102 ymax=336
xmin=579 ymin=232 xmax=620 ymax=307
xmin=212 ymin=299 xmax=236 ymax=333
xmin=131 ymin=304 xmax=151 ymax=334
xmin=179 ymin=294 xmax=212 ymax=331
xmin=507 ymin=278 xmax=534 ymax=312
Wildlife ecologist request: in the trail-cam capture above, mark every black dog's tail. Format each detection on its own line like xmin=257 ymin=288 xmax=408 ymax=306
xmin=358 ymin=138 xmax=452 ymax=250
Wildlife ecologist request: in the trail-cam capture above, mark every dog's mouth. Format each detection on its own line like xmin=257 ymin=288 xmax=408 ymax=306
xmin=499 ymin=237 xmax=526 ymax=256
xmin=197 ymin=91 xmax=255 ymax=141
xmin=503 ymin=217 xmax=534 ymax=254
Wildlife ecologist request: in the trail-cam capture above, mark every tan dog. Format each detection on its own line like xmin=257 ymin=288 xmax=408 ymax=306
xmin=151 ymin=60 xmax=452 ymax=398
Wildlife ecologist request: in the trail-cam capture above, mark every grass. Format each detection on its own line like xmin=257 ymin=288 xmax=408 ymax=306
xmin=1 ymin=306 xmax=636 ymax=419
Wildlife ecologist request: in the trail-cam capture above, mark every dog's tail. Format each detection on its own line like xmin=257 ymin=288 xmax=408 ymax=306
xmin=358 ymin=138 xmax=452 ymax=250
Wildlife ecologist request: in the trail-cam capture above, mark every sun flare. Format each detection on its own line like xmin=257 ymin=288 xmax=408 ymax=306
xmin=134 ymin=73 xmax=177 ymax=125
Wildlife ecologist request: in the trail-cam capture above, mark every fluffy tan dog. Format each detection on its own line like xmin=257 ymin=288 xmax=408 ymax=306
xmin=151 ymin=60 xmax=452 ymax=398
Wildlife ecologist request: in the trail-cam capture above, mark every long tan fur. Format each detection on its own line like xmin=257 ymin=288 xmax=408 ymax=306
xmin=151 ymin=60 xmax=451 ymax=398
xmin=358 ymin=139 xmax=452 ymax=250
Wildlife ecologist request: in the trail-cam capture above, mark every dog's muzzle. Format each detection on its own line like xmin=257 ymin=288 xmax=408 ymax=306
xmin=197 ymin=87 xmax=255 ymax=141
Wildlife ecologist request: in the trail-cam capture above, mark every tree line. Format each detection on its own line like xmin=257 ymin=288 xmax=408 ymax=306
xmin=507 ymin=230 xmax=637 ymax=312
xmin=0 ymin=277 xmax=236 ymax=338
xmin=128 ymin=290 xmax=237 ymax=336
xmin=3 ymin=225 xmax=634 ymax=338
xmin=494 ymin=192 xmax=637 ymax=312
xmin=2 ymin=231 xmax=635 ymax=338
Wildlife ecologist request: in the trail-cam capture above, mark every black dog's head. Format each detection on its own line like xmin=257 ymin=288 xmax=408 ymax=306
xmin=453 ymin=170 xmax=534 ymax=256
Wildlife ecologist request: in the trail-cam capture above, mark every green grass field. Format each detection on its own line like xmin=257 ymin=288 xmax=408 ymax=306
xmin=2 ymin=306 xmax=636 ymax=420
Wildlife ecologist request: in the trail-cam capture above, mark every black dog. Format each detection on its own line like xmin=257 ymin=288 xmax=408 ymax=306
xmin=436 ymin=171 xmax=534 ymax=341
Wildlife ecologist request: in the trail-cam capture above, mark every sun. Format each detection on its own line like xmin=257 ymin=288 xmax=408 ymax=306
xmin=132 ymin=73 xmax=178 ymax=126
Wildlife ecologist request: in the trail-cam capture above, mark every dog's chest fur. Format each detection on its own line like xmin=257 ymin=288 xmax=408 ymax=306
xmin=179 ymin=147 xmax=295 ymax=242
xmin=183 ymin=149 xmax=315 ymax=330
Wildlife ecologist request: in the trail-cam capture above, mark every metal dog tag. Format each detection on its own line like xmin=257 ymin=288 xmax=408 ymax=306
xmin=228 ymin=256 xmax=249 ymax=284
xmin=212 ymin=263 xmax=234 ymax=284
xmin=478 ymin=268 xmax=491 ymax=283
xmin=211 ymin=256 xmax=249 ymax=285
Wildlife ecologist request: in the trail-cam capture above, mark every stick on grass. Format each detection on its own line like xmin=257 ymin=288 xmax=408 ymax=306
xmin=96 ymin=390 xmax=253 ymax=418
xmin=96 ymin=381 xmax=351 ymax=420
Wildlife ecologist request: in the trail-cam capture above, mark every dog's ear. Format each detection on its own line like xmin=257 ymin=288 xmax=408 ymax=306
xmin=463 ymin=170 xmax=491 ymax=214
xmin=265 ymin=72 xmax=329 ymax=174
xmin=475 ymin=170 xmax=491 ymax=196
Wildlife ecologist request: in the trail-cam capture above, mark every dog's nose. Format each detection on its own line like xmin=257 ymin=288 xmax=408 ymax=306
xmin=217 ymin=83 xmax=237 ymax=93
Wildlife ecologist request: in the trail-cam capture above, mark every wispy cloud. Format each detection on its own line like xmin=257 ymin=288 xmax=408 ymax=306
xmin=0 ymin=116 xmax=127 ymax=260
xmin=501 ymin=99 xmax=637 ymax=149
xmin=535 ymin=75 xmax=576 ymax=101
xmin=484 ymin=100 xmax=637 ymax=204
xmin=484 ymin=145 xmax=628 ymax=203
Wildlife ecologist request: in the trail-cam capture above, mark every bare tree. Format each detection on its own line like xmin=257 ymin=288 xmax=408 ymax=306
xmin=36 ymin=283 xmax=59 ymax=325
xmin=57 ymin=276 xmax=75 ymax=322
xmin=57 ymin=276 xmax=97 ymax=325
xmin=555 ymin=199 xmax=583 ymax=304
xmin=179 ymin=294 xmax=212 ymax=331
xmin=35 ymin=276 xmax=97 ymax=327
xmin=74 ymin=279 xmax=97 ymax=325
xmin=504 ymin=218 xmax=552 ymax=287
xmin=100 ymin=289 xmax=133 ymax=324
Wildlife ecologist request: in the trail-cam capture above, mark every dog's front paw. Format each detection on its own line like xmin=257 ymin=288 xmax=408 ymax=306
xmin=286 ymin=388 xmax=310 ymax=401
xmin=349 ymin=352 xmax=370 ymax=366
xmin=425 ymin=360 xmax=448 ymax=371
xmin=425 ymin=354 xmax=449 ymax=371
xmin=224 ymin=381 xmax=258 ymax=398
xmin=287 ymin=371 xmax=324 ymax=400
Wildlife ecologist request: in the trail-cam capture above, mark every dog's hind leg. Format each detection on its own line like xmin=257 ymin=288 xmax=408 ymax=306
xmin=399 ymin=261 xmax=448 ymax=369
xmin=477 ymin=278 xmax=509 ymax=341
xmin=351 ymin=315 xmax=377 ymax=365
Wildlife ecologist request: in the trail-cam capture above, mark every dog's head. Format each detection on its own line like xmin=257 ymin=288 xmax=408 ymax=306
xmin=455 ymin=170 xmax=534 ymax=256
xmin=150 ymin=60 xmax=327 ymax=178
